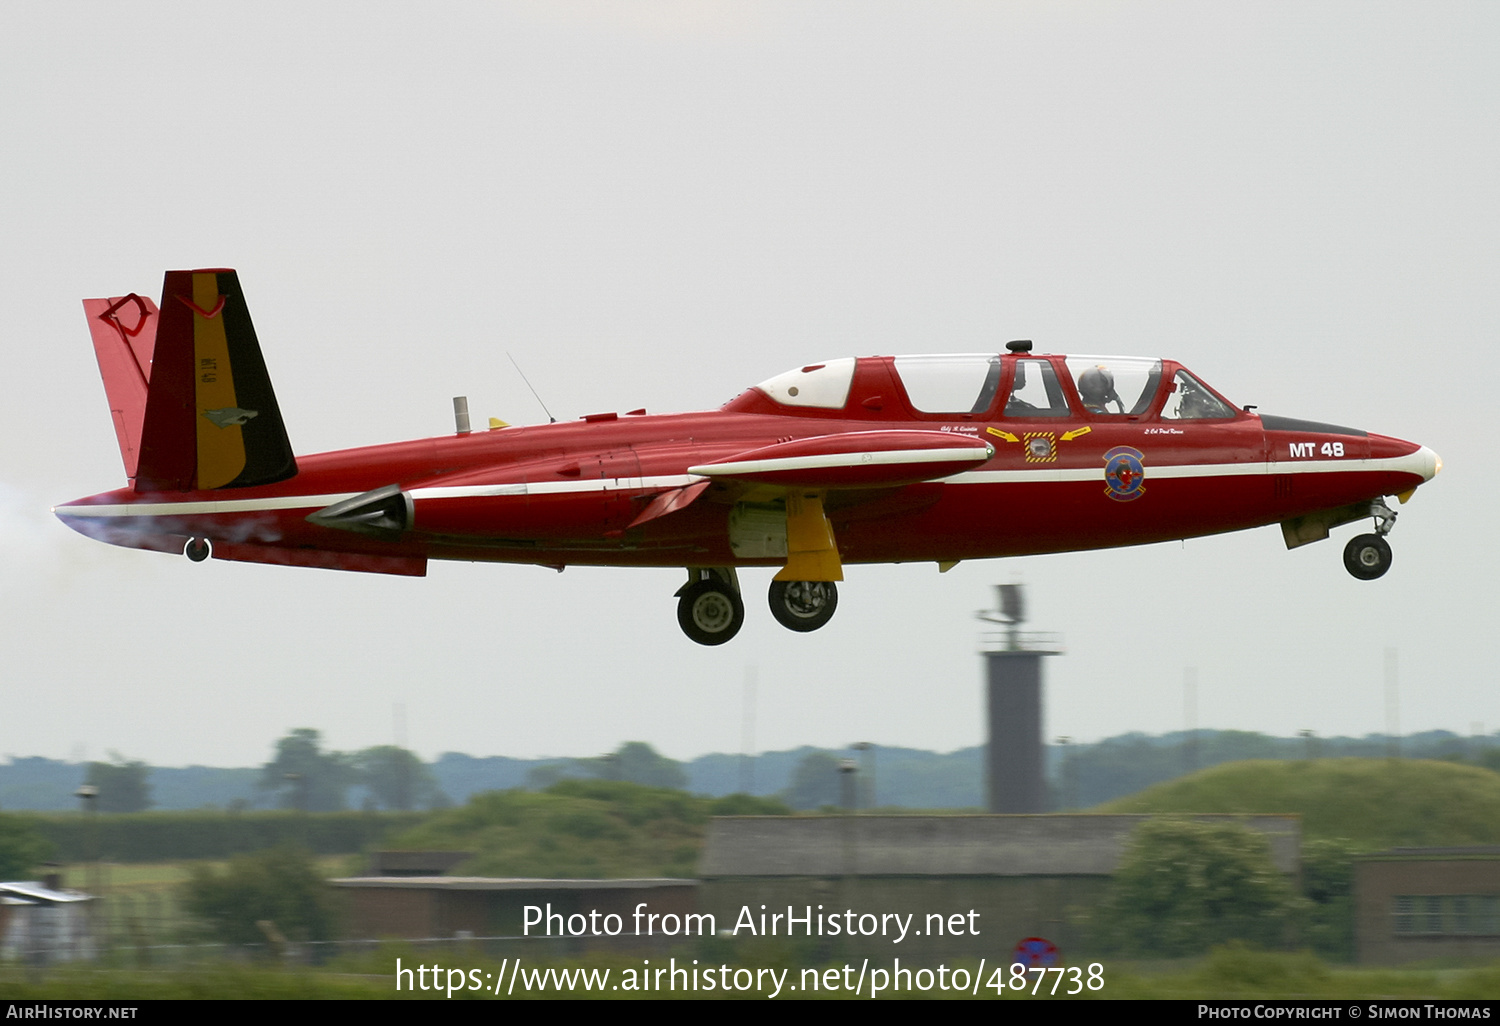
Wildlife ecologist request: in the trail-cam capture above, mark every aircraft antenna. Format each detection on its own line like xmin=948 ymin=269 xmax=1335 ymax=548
xmin=507 ymin=352 xmax=557 ymax=424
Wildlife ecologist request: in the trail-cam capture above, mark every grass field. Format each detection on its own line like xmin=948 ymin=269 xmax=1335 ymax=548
xmin=1099 ymin=758 xmax=1500 ymax=848
xmin=59 ymin=855 xmax=359 ymax=893
xmin=3 ymin=946 xmax=1500 ymax=1000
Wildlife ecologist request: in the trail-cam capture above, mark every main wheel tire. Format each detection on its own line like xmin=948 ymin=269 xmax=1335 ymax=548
xmin=1343 ymin=533 xmax=1392 ymax=580
xmin=184 ymin=537 xmax=211 ymax=562
xmin=677 ymin=579 xmax=745 ymax=645
xmin=768 ymin=579 xmax=839 ymax=632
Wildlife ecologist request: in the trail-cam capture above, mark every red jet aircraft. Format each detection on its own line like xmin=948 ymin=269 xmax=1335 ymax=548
xmin=56 ymin=270 xmax=1441 ymax=644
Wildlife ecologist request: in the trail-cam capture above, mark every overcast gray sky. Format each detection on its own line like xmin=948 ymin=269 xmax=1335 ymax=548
xmin=1 ymin=2 xmax=1494 ymax=769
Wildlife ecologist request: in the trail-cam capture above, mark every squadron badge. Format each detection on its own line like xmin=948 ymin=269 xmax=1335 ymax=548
xmin=1103 ymin=446 xmax=1146 ymax=501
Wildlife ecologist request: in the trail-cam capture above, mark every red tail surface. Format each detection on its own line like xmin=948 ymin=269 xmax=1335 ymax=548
xmin=85 ymin=270 xmax=297 ymax=492
xmin=83 ymin=292 xmax=157 ymax=482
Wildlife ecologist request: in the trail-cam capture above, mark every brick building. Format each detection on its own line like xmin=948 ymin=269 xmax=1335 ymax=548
xmin=1354 ymin=847 xmax=1500 ymax=964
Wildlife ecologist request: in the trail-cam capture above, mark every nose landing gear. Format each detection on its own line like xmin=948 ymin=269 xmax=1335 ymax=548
xmin=1343 ymin=534 xmax=1392 ymax=580
xmin=1343 ymin=498 xmax=1396 ymax=581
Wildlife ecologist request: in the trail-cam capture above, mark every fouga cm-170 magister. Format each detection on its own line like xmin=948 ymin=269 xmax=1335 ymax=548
xmin=56 ymin=269 xmax=1442 ymax=645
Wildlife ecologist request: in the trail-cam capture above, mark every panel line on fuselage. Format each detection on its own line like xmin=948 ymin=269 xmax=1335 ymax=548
xmin=408 ymin=475 xmax=701 ymax=501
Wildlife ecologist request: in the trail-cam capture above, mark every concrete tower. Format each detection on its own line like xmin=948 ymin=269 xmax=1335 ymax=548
xmin=978 ymin=585 xmax=1062 ymax=813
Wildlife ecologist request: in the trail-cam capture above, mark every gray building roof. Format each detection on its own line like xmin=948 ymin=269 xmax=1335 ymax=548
xmin=369 ymin=851 xmax=472 ymax=876
xmin=0 ymin=882 xmax=92 ymax=904
xmin=1359 ymin=847 xmax=1500 ymax=860
xmin=699 ymin=814 xmax=1301 ymax=877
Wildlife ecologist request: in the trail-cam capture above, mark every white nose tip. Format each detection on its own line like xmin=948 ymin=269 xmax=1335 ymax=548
xmin=1415 ymin=445 xmax=1442 ymax=482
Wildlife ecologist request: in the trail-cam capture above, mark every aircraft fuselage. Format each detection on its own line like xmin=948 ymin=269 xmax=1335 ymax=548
xmin=56 ymin=272 xmax=1440 ymax=644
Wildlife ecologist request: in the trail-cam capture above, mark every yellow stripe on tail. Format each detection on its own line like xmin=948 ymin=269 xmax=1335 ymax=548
xmin=191 ymin=272 xmax=250 ymax=489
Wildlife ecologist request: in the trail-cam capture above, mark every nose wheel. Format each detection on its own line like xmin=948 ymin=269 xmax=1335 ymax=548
xmin=1342 ymin=497 xmax=1396 ymax=580
xmin=768 ymin=579 xmax=839 ymax=632
xmin=676 ymin=570 xmax=744 ymax=645
xmin=1343 ymin=534 xmax=1392 ymax=580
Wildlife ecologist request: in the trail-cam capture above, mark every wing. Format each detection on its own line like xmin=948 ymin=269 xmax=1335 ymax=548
xmin=688 ymin=431 xmax=994 ymax=580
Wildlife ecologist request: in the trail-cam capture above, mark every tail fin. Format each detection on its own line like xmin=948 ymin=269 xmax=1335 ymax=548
xmin=92 ymin=269 xmax=298 ymax=492
xmin=83 ymin=291 xmax=158 ymax=481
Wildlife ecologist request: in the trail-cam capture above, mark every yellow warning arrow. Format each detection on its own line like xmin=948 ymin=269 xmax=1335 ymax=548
xmin=986 ymin=428 xmax=1020 ymax=443
xmin=1061 ymin=426 xmax=1093 ymax=441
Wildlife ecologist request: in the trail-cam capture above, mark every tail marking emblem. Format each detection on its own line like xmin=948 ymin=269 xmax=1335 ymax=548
xmin=203 ymin=407 xmax=258 ymax=429
xmin=176 ymin=294 xmax=226 ymax=319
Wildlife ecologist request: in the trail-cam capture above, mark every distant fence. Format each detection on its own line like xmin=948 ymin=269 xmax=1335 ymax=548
xmin=19 ymin=810 xmax=429 ymax=862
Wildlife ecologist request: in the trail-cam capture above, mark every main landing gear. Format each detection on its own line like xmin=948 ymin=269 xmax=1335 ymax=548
xmin=676 ymin=569 xmax=745 ymax=646
xmin=768 ymin=579 xmax=839 ymax=632
xmin=1343 ymin=498 xmax=1396 ymax=581
xmin=675 ymin=569 xmax=841 ymax=645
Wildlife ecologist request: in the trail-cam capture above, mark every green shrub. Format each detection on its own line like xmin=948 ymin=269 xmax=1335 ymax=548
xmin=183 ymin=846 xmax=339 ymax=946
xmin=708 ymin=793 xmax=791 ymax=816
xmin=0 ymin=814 xmax=52 ymax=878
xmin=1299 ymin=837 xmax=1363 ymax=960
xmin=388 ymin=780 xmax=789 ymax=879
xmin=1098 ymin=818 xmax=1299 ymax=957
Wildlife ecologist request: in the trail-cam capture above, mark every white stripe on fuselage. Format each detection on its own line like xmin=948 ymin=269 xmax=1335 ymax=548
xmin=53 ymin=492 xmax=362 ymax=518
xmin=53 ymin=450 xmax=1434 ymax=520
xmin=52 ymin=476 xmax=703 ymax=518
xmin=688 ymin=446 xmax=989 ymax=478
xmin=949 ymin=448 xmax=1436 ymax=486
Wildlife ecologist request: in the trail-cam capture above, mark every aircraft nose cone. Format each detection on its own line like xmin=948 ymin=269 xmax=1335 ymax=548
xmin=1365 ymin=432 xmax=1441 ymax=482
xmin=1414 ymin=444 xmax=1442 ymax=482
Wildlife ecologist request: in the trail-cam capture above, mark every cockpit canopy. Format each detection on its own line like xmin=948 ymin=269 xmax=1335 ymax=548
xmin=752 ymin=358 xmax=858 ymax=409
xmin=745 ymin=353 xmax=1237 ymax=421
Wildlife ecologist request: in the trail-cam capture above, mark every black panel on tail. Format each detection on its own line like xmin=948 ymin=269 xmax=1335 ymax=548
xmin=214 ymin=271 xmax=297 ymax=487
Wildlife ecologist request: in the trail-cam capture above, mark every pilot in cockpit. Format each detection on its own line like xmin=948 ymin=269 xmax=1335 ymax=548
xmin=1005 ymin=361 xmax=1034 ymax=415
xmin=1175 ymin=374 xmax=1222 ymax=419
xmin=1077 ymin=365 xmax=1124 ymax=414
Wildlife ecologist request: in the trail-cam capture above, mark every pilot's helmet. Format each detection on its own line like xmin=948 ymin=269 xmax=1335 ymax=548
xmin=1078 ymin=365 xmax=1114 ymax=407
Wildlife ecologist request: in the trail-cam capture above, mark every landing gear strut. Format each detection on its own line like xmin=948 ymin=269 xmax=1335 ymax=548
xmin=676 ymin=569 xmax=744 ymax=645
xmin=1343 ymin=498 xmax=1396 ymax=581
xmin=768 ymin=579 xmax=838 ymax=632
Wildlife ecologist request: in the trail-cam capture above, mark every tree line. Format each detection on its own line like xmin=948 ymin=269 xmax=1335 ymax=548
xmin=3 ymin=727 xmax=1494 ymax=814
xmin=65 ymin=730 xmax=449 ymax=815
